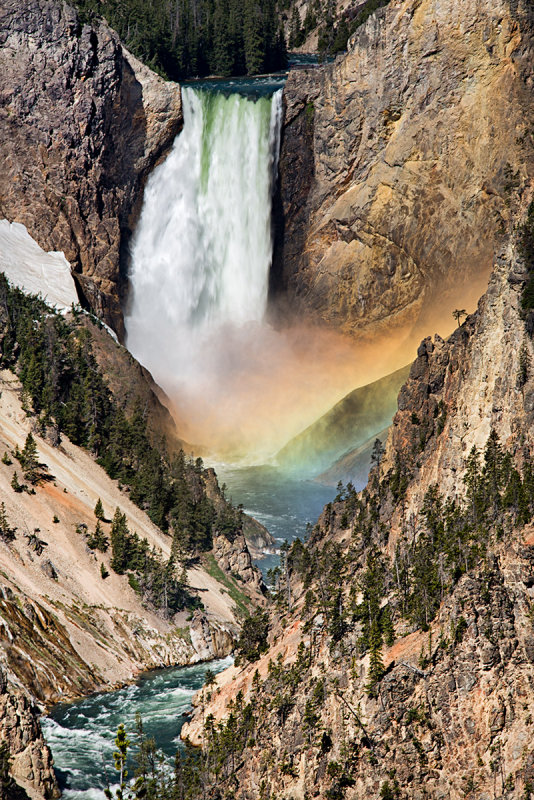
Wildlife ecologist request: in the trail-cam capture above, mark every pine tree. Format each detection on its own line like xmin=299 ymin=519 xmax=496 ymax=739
xmin=110 ymin=508 xmax=130 ymax=574
xmin=328 ymin=588 xmax=346 ymax=644
xmin=0 ymin=503 xmax=14 ymax=542
xmin=464 ymin=445 xmax=483 ymax=525
xmin=20 ymin=433 xmax=40 ymax=484
xmin=518 ymin=342 xmax=531 ymax=388
xmin=10 ymin=472 xmax=22 ymax=493
xmin=289 ymin=5 xmax=303 ymax=47
xmin=94 ymin=497 xmax=105 ymax=521
xmin=243 ymin=0 xmax=265 ymax=74
xmin=366 ymin=617 xmax=384 ymax=697
xmin=88 ymin=521 xmax=109 ymax=552
xmin=104 ymin=724 xmax=130 ymax=800
xmin=483 ymin=429 xmax=505 ymax=516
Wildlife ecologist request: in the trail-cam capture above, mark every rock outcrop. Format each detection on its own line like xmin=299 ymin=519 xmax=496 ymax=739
xmin=0 ymin=368 xmax=262 ymax=797
xmin=381 ymin=237 xmax=534 ymax=529
xmin=0 ymin=0 xmax=182 ymax=339
xmin=273 ymin=0 xmax=534 ymax=357
xmin=0 ymin=670 xmax=58 ymax=798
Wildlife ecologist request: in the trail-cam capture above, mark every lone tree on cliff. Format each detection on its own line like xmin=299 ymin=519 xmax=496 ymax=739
xmin=453 ymin=308 xmax=467 ymax=327
xmin=20 ymin=433 xmax=40 ymax=484
xmin=94 ymin=497 xmax=105 ymax=521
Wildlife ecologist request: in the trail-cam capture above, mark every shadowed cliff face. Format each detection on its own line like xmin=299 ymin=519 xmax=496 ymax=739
xmin=273 ymin=0 xmax=534 ymax=355
xmin=0 ymin=0 xmax=182 ymax=339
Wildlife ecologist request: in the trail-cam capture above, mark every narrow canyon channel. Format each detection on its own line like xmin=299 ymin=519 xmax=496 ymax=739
xmin=43 ymin=71 xmax=365 ymax=793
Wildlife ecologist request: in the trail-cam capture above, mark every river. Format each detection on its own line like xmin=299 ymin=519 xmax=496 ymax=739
xmin=217 ymin=463 xmax=335 ymax=576
xmin=41 ymin=657 xmax=233 ymax=799
xmin=42 ymin=68 xmax=348 ymax=795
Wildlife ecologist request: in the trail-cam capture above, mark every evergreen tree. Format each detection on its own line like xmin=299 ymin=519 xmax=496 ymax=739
xmin=366 ymin=617 xmax=384 ymax=697
xmin=20 ymin=433 xmax=40 ymax=484
xmin=104 ymin=724 xmax=130 ymax=800
xmin=289 ymin=5 xmax=304 ymax=48
xmin=10 ymin=472 xmax=22 ymax=493
xmin=328 ymin=588 xmax=347 ymax=644
xmin=483 ymin=429 xmax=505 ymax=517
xmin=94 ymin=497 xmax=105 ymax=521
xmin=243 ymin=0 xmax=265 ymax=74
xmin=88 ymin=520 xmax=109 ymax=552
xmin=0 ymin=503 xmax=15 ymax=542
xmin=110 ymin=508 xmax=131 ymax=574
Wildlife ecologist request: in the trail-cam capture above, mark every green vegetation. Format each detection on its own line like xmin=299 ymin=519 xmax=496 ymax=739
xmin=287 ymin=428 xmax=534 ymax=703
xmin=520 ymin=201 xmax=534 ymax=327
xmin=0 ymin=502 xmax=16 ymax=542
xmin=203 ymin=553 xmax=251 ymax=617
xmin=0 ymin=277 xmax=250 ymax=614
xmin=87 ymin=521 xmax=109 ymax=552
xmin=317 ymin=0 xmax=391 ymax=56
xmin=69 ymin=0 xmax=392 ymax=80
xmin=72 ymin=0 xmax=287 ymax=80
xmin=104 ymin=724 xmax=130 ymax=800
xmin=452 ymin=308 xmax=467 ymax=327
xmin=15 ymin=433 xmax=46 ymax=485
xmin=10 ymin=472 xmax=24 ymax=493
xmin=94 ymin=497 xmax=105 ymax=521
xmin=234 ymin=608 xmax=269 ymax=663
xmin=109 ymin=507 xmax=199 ymax=615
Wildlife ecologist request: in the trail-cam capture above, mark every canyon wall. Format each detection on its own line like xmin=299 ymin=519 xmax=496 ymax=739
xmin=0 ymin=363 xmax=264 ymax=797
xmin=182 ymin=196 xmax=534 ymax=799
xmin=0 ymin=0 xmax=182 ymax=339
xmin=273 ymin=0 xmax=534 ymax=356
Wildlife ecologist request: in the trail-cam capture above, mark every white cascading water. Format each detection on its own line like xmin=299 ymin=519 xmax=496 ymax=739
xmin=125 ymin=85 xmax=368 ymax=460
xmin=125 ymin=87 xmax=283 ymax=400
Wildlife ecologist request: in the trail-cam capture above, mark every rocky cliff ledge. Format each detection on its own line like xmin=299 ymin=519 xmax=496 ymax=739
xmin=0 ymin=0 xmax=182 ymax=339
xmin=273 ymin=0 xmax=534 ymax=355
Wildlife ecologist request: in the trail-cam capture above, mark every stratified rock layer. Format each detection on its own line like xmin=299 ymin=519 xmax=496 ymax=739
xmin=0 ymin=0 xmax=182 ymax=338
xmin=274 ymin=0 xmax=534 ymax=353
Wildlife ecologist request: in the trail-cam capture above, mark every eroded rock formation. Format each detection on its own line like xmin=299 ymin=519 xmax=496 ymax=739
xmin=0 ymin=0 xmax=182 ymax=338
xmin=182 ymin=200 xmax=534 ymax=799
xmin=273 ymin=0 xmax=534 ymax=356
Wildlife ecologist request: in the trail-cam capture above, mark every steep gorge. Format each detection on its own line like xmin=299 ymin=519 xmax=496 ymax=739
xmin=0 ymin=0 xmax=182 ymax=340
xmin=181 ymin=205 xmax=534 ymax=800
xmin=3 ymin=0 xmax=534 ymax=796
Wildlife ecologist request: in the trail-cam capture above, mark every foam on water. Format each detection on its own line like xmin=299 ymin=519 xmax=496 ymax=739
xmin=43 ymin=657 xmax=232 ymax=794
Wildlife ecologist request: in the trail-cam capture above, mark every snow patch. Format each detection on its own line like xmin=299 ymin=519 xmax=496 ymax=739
xmin=0 ymin=219 xmax=79 ymax=310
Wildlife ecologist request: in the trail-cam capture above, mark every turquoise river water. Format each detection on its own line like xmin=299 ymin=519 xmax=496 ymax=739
xmin=41 ymin=657 xmax=232 ymax=799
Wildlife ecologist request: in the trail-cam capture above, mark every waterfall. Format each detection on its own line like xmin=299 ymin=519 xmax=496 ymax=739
xmin=124 ymin=84 xmax=373 ymax=461
xmin=125 ymin=87 xmax=283 ymax=397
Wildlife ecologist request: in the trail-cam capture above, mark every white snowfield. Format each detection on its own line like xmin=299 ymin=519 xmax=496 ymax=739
xmin=0 ymin=219 xmax=79 ymax=310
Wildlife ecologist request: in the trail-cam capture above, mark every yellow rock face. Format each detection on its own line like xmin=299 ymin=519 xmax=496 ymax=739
xmin=275 ymin=0 xmax=534 ymax=359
